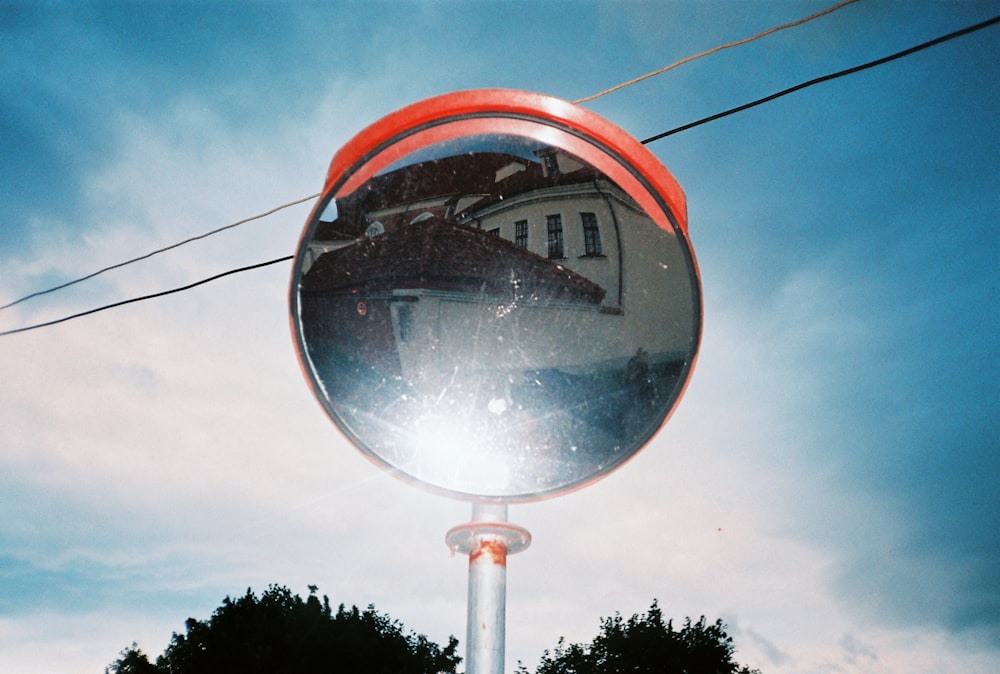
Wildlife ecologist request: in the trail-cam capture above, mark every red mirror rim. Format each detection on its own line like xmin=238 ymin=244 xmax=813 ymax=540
xmin=290 ymin=89 xmax=702 ymax=502
xmin=319 ymin=89 xmax=688 ymax=236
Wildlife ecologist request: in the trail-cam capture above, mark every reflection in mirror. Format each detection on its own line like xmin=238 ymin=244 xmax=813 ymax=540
xmin=294 ymin=135 xmax=698 ymax=500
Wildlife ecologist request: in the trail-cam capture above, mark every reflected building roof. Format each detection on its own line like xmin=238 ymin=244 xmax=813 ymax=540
xmin=315 ymin=149 xmax=603 ymax=241
xmin=301 ymin=215 xmax=606 ymax=305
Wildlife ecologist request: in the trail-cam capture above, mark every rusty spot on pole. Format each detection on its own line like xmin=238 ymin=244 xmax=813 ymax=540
xmin=469 ymin=539 xmax=508 ymax=567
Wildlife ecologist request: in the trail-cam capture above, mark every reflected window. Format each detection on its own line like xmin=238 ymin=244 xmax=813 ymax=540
xmin=515 ymin=220 xmax=528 ymax=248
xmin=581 ymin=212 xmax=602 ymax=256
xmin=395 ymin=303 xmax=413 ymax=342
xmin=546 ymin=214 xmax=564 ymax=259
xmin=541 ymin=153 xmax=560 ymax=177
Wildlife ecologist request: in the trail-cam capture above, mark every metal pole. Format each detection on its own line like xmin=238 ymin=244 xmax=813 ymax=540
xmin=446 ymin=502 xmax=531 ymax=674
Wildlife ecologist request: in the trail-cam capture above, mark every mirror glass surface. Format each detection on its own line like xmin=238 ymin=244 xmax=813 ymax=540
xmin=293 ymin=132 xmax=699 ymax=500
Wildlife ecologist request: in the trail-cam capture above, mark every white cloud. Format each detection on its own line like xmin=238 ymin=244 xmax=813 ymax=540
xmin=2 ymin=6 xmax=998 ymax=673
xmin=0 ymin=610 xmax=175 ymax=674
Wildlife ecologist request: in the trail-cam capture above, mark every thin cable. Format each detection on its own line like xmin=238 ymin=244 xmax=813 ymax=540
xmin=0 ymin=256 xmax=293 ymax=337
xmin=640 ymin=14 xmax=1000 ymax=144
xmin=0 ymin=193 xmax=318 ymax=311
xmin=573 ymin=0 xmax=859 ymax=105
xmin=3 ymin=1 xmax=852 ymax=313
xmin=0 ymin=0 xmax=853 ymax=311
xmin=3 ymin=15 xmax=996 ymax=338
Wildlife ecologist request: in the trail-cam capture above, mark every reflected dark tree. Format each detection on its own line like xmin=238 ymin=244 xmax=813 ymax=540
xmin=518 ymin=599 xmax=760 ymax=674
xmin=106 ymin=585 xmax=460 ymax=674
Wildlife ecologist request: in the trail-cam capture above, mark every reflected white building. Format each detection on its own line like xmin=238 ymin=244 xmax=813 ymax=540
xmin=301 ymin=147 xmax=694 ymax=380
xmin=296 ymin=145 xmax=697 ymax=495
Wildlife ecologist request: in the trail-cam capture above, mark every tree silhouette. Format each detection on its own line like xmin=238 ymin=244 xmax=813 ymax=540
xmin=106 ymin=643 xmax=158 ymax=674
xmin=106 ymin=585 xmax=460 ymax=674
xmin=519 ymin=599 xmax=760 ymax=674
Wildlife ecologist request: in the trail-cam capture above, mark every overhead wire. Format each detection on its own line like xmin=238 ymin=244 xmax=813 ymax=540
xmin=573 ymin=0 xmax=859 ymax=105
xmin=640 ymin=14 xmax=1000 ymax=144
xmin=2 ymin=12 xmax=997 ymax=338
xmin=0 ymin=0 xmax=858 ymax=316
xmin=0 ymin=192 xmax=318 ymax=311
xmin=0 ymin=256 xmax=293 ymax=337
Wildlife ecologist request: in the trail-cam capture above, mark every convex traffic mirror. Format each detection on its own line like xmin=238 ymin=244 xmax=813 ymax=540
xmin=290 ymin=90 xmax=701 ymax=502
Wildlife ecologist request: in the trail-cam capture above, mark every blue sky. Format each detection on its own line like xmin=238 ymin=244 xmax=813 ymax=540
xmin=1 ymin=1 xmax=997 ymax=672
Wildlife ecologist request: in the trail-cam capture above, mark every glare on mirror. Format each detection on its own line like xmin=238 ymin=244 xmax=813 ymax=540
xmin=294 ymin=134 xmax=698 ymax=500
